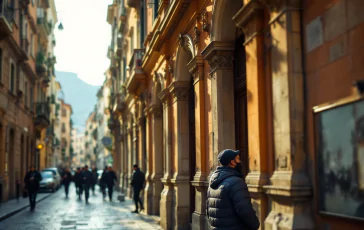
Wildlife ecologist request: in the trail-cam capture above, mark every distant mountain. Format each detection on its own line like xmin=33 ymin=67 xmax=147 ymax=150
xmin=55 ymin=71 xmax=100 ymax=130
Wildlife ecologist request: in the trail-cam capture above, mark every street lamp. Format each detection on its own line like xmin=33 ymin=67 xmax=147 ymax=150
xmin=58 ymin=22 xmax=64 ymax=31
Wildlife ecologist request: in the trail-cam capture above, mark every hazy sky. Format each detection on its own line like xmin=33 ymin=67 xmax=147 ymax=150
xmin=54 ymin=0 xmax=113 ymax=86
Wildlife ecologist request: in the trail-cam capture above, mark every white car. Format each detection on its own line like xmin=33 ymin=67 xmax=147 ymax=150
xmin=41 ymin=168 xmax=61 ymax=189
xmin=39 ymin=171 xmax=57 ymax=192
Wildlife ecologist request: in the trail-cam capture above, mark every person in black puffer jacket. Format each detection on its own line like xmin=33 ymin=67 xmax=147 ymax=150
xmin=207 ymin=149 xmax=260 ymax=230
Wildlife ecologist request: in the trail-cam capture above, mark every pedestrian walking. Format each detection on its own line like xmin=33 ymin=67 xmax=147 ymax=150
xmin=130 ymin=164 xmax=145 ymax=213
xmin=73 ymin=167 xmax=83 ymax=199
xmin=206 ymin=149 xmax=260 ymax=230
xmin=100 ymin=166 xmax=108 ymax=200
xmin=82 ymin=165 xmax=93 ymax=203
xmin=104 ymin=166 xmax=117 ymax=202
xmin=91 ymin=166 xmax=98 ymax=195
xmin=61 ymin=167 xmax=72 ymax=198
xmin=24 ymin=165 xmax=42 ymax=211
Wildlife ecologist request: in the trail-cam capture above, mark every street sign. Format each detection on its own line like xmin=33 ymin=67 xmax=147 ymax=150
xmin=101 ymin=137 xmax=112 ymax=147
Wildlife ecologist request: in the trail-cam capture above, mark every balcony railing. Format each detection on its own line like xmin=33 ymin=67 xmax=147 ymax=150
xmin=128 ymin=49 xmax=145 ymax=74
xmin=34 ymin=102 xmax=50 ymax=129
xmin=36 ymin=51 xmax=47 ymax=76
xmin=37 ymin=8 xmax=51 ymax=35
xmin=0 ymin=0 xmax=14 ymax=37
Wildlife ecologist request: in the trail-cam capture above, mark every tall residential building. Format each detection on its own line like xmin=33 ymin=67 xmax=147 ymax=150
xmin=95 ymin=72 xmax=112 ymax=170
xmin=60 ymin=99 xmax=72 ymax=167
xmin=0 ymin=0 xmax=57 ymax=203
xmin=84 ymin=112 xmax=97 ymax=167
xmin=71 ymin=128 xmax=84 ymax=169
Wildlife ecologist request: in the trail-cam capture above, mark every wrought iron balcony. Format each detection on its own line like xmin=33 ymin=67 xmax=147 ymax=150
xmin=128 ymin=48 xmax=145 ymax=73
xmin=37 ymin=8 xmax=51 ymax=36
xmin=126 ymin=49 xmax=146 ymax=93
xmin=34 ymin=102 xmax=50 ymax=129
xmin=0 ymin=0 xmax=14 ymax=38
xmin=36 ymin=51 xmax=48 ymax=77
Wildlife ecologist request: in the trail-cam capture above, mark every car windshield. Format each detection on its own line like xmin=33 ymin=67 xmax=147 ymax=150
xmin=43 ymin=169 xmax=56 ymax=175
xmin=41 ymin=172 xmax=53 ymax=179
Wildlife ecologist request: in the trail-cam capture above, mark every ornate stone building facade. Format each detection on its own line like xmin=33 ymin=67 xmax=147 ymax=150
xmin=106 ymin=0 xmax=364 ymax=229
xmin=0 ymin=0 xmax=58 ymax=203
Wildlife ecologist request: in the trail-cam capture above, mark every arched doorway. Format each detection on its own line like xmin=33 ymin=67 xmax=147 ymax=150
xmin=234 ymin=34 xmax=249 ymax=176
xmin=173 ymin=34 xmax=196 ymax=228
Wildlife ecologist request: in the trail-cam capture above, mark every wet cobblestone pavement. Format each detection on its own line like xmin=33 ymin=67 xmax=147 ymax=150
xmin=0 ymin=184 xmax=161 ymax=230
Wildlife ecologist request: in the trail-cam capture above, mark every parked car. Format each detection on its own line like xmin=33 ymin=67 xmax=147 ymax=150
xmin=39 ymin=171 xmax=56 ymax=192
xmin=41 ymin=168 xmax=61 ymax=189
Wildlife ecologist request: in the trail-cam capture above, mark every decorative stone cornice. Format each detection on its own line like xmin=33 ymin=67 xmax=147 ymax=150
xmin=201 ymin=41 xmax=234 ymax=73
xmin=233 ymin=0 xmax=264 ymax=44
xmin=187 ymin=55 xmax=204 ymax=84
xmin=168 ymin=81 xmax=190 ymax=102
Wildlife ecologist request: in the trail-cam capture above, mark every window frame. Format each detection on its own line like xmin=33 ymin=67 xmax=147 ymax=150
xmin=9 ymin=59 xmax=16 ymax=94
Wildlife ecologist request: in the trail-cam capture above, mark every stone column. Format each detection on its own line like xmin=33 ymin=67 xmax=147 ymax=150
xmin=126 ymin=121 xmax=133 ymax=198
xmin=233 ymin=0 xmax=269 ymax=224
xmin=143 ymin=107 xmax=153 ymax=214
xmin=113 ymin=120 xmax=122 ymax=190
xmin=118 ymin=120 xmax=126 ymax=194
xmin=169 ymin=80 xmax=191 ymax=230
xmin=263 ymin=1 xmax=314 ymax=229
xmin=201 ymin=41 xmax=236 ymax=170
xmin=132 ymin=122 xmax=138 ymax=167
xmin=159 ymin=88 xmax=174 ymax=230
xmin=188 ymin=56 xmax=208 ymax=230
xmin=121 ymin=122 xmax=128 ymax=194
xmin=150 ymin=104 xmax=163 ymax=215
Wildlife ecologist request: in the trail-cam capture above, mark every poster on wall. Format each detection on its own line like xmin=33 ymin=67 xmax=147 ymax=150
xmin=314 ymin=98 xmax=364 ymax=220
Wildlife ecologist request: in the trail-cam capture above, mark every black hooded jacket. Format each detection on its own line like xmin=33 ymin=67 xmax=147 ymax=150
xmin=206 ymin=166 xmax=260 ymax=230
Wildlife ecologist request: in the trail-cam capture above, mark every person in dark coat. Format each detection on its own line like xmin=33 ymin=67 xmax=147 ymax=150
xmin=24 ymin=165 xmax=42 ymax=211
xmin=61 ymin=167 xmax=72 ymax=198
xmin=73 ymin=167 xmax=83 ymax=199
xmin=100 ymin=166 xmax=108 ymax=200
xmin=130 ymin=164 xmax=145 ymax=213
xmin=104 ymin=166 xmax=117 ymax=201
xmin=91 ymin=166 xmax=98 ymax=195
xmin=82 ymin=165 xmax=93 ymax=203
xmin=207 ymin=149 xmax=260 ymax=230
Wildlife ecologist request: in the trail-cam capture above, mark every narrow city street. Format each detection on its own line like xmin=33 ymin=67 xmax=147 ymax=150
xmin=0 ymin=185 xmax=161 ymax=230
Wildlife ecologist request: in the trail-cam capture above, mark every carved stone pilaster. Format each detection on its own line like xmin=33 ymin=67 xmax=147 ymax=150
xmin=187 ymin=55 xmax=204 ymax=84
xmin=201 ymin=41 xmax=234 ymax=73
xmin=168 ymin=81 xmax=189 ymax=102
xmin=158 ymin=88 xmax=170 ymax=108
xmin=233 ymin=0 xmax=264 ymax=44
